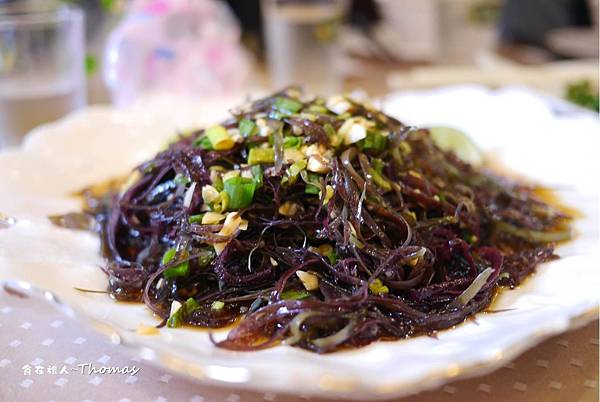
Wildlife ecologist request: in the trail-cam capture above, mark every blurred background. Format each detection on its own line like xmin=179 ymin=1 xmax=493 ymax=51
xmin=0 ymin=0 xmax=598 ymax=148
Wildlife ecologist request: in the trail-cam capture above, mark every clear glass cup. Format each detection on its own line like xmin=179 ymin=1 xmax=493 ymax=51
xmin=261 ymin=0 xmax=349 ymax=95
xmin=0 ymin=4 xmax=86 ymax=148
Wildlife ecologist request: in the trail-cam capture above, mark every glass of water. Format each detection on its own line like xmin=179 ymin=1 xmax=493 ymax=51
xmin=0 ymin=4 xmax=86 ymax=148
xmin=261 ymin=0 xmax=349 ymax=95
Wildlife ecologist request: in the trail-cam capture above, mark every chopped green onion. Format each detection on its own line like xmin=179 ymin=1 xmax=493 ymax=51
xmin=251 ymin=164 xmax=263 ymax=188
xmin=269 ymin=110 xmax=285 ymax=120
xmin=326 ymin=250 xmax=338 ymax=265
xmin=361 ymin=131 xmax=387 ymax=151
xmin=197 ymin=248 xmax=216 ymax=267
xmin=238 ymin=119 xmax=257 ymax=137
xmin=283 ymin=136 xmax=302 ymax=149
xmin=161 ymin=247 xmax=190 ymax=279
xmin=210 ymin=191 xmax=229 ymax=213
xmin=211 ymin=300 xmax=225 ymax=311
xmin=164 ymin=263 xmax=189 ymax=279
xmin=161 ymin=247 xmax=176 ymax=264
xmin=370 ymin=169 xmax=392 ymax=191
xmin=372 ymin=158 xmax=384 ymax=174
xmin=307 ymin=105 xmax=329 ymax=114
xmin=305 ymin=184 xmax=320 ymax=194
xmin=338 ymin=112 xmax=352 ymax=120
xmin=248 ymin=148 xmax=274 ymax=164
xmin=324 ymin=123 xmax=336 ymax=137
xmin=188 ymin=214 xmax=204 ymax=224
xmin=303 ymin=172 xmax=321 ymax=194
xmin=224 ymin=177 xmax=257 ymax=210
xmin=274 ymin=97 xmax=303 ymax=114
xmin=167 ymin=298 xmax=199 ymax=328
xmin=283 ymin=159 xmax=307 ymax=185
xmin=399 ymin=141 xmax=412 ymax=155
xmin=280 ymin=289 xmax=312 ymax=300
xmin=212 ymin=174 xmax=224 ymax=192
xmin=192 ymin=135 xmax=213 ymax=150
xmin=206 ymin=125 xmax=234 ymax=150
xmin=174 ymin=173 xmax=191 ymax=185
xmin=359 ymin=154 xmax=392 ymax=192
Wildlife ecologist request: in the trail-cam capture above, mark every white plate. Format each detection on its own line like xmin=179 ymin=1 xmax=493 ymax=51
xmin=0 ymin=86 xmax=599 ymax=400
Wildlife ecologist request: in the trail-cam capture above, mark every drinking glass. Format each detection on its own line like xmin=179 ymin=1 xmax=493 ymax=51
xmin=261 ymin=0 xmax=349 ymax=95
xmin=0 ymin=4 xmax=86 ymax=148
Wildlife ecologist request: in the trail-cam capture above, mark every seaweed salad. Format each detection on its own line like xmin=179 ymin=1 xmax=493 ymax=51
xmin=80 ymin=88 xmax=572 ymax=353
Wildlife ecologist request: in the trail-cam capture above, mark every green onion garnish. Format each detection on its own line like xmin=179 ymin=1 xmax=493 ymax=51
xmin=280 ymin=289 xmax=312 ymax=300
xmin=283 ymin=136 xmax=302 ymax=149
xmin=283 ymin=159 xmax=307 ymax=185
xmin=248 ymin=148 xmax=274 ymax=164
xmin=206 ymin=125 xmax=234 ymax=150
xmin=361 ymin=131 xmax=387 ymax=151
xmin=193 ymin=135 xmax=213 ymax=150
xmin=188 ymin=214 xmax=204 ymax=224
xmin=162 ymin=247 xmax=190 ymax=279
xmin=304 ymin=172 xmax=321 ymax=194
xmin=251 ymin=164 xmax=263 ymax=188
xmin=167 ymin=298 xmax=199 ymax=328
xmin=197 ymin=248 xmax=216 ymax=267
xmin=269 ymin=110 xmax=285 ymax=120
xmin=274 ymin=97 xmax=303 ymax=114
xmin=238 ymin=119 xmax=257 ymax=137
xmin=324 ymin=123 xmax=336 ymax=137
xmin=224 ymin=177 xmax=257 ymax=210
xmin=174 ymin=173 xmax=191 ymax=185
